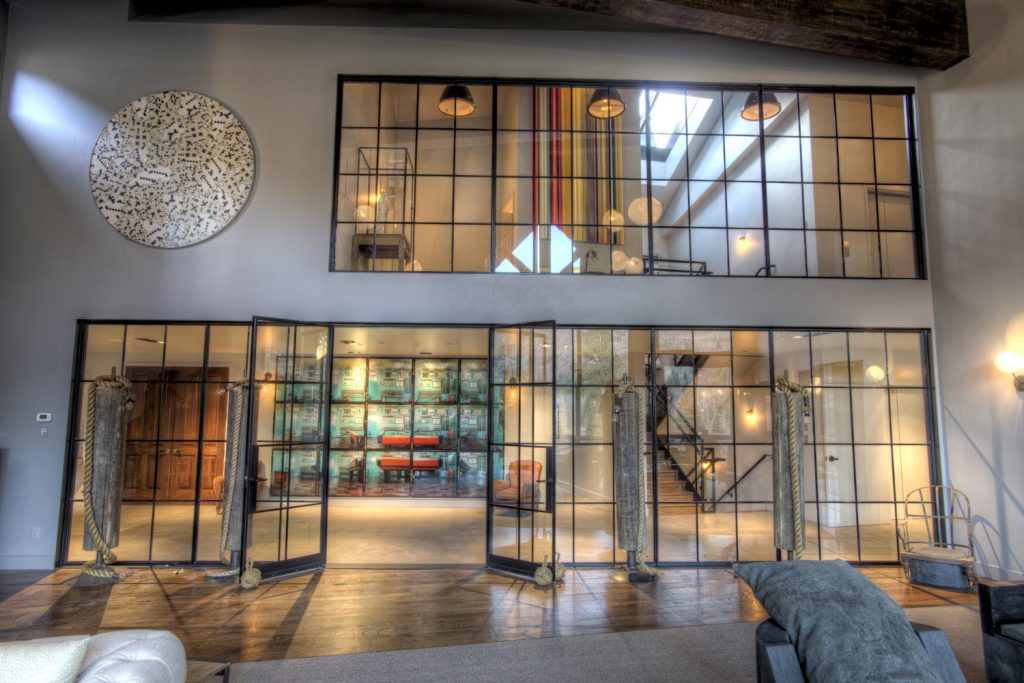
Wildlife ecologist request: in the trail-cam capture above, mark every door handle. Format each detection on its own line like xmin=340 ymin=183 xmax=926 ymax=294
xmin=827 ymin=455 xmax=839 ymax=462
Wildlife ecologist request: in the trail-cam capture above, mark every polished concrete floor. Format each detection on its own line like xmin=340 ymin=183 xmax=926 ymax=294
xmin=67 ymin=501 xmax=899 ymax=566
xmin=0 ymin=566 xmax=974 ymax=665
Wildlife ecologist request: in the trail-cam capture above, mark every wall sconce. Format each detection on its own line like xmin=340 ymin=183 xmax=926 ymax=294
xmin=995 ymin=351 xmax=1024 ymax=392
xmin=744 ymin=407 xmax=757 ymax=423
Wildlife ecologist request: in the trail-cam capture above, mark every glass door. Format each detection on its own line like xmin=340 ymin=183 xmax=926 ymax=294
xmin=244 ymin=318 xmax=331 ymax=579
xmin=487 ymin=322 xmax=556 ymax=575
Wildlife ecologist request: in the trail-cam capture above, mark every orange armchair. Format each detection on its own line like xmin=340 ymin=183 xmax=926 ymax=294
xmin=493 ymin=460 xmax=543 ymax=504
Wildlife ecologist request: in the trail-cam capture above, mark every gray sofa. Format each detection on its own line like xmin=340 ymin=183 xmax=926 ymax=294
xmin=755 ymin=619 xmax=965 ymax=683
xmin=979 ymin=580 xmax=1024 ymax=682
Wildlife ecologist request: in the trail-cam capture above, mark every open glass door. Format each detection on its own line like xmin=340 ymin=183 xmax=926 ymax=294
xmin=487 ymin=322 xmax=556 ymax=575
xmin=243 ymin=318 xmax=331 ymax=579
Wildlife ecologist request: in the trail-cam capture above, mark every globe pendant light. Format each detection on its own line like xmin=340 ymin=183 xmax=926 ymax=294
xmin=438 ymin=84 xmax=476 ymax=117
xmin=740 ymin=91 xmax=782 ymax=121
xmin=587 ymin=87 xmax=626 ymax=119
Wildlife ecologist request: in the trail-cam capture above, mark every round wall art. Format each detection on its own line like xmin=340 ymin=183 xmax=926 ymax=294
xmin=89 ymin=90 xmax=255 ymax=248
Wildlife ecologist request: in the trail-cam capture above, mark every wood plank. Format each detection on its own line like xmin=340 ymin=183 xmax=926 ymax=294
xmin=522 ymin=0 xmax=969 ymax=69
xmin=0 ymin=566 xmax=975 ymax=663
xmin=129 ymin=0 xmax=969 ymax=69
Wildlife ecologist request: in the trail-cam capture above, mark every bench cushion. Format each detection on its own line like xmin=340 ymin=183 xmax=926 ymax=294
xmin=379 ymin=457 xmax=440 ymax=470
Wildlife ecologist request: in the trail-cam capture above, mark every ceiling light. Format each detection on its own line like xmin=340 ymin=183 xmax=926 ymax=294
xmin=865 ymin=365 xmax=887 ymax=383
xmin=627 ymin=196 xmax=663 ymax=225
xmin=740 ymin=91 xmax=782 ymax=122
xmin=587 ymin=87 xmax=625 ymax=119
xmin=601 ymin=208 xmax=624 ymax=227
xmin=438 ymin=84 xmax=476 ymax=117
xmin=353 ymin=204 xmax=374 ymax=223
xmin=135 ymin=337 xmax=164 ymax=344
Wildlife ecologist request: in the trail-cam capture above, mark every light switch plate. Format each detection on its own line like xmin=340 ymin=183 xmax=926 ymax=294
xmin=36 ymin=412 xmax=53 ymax=423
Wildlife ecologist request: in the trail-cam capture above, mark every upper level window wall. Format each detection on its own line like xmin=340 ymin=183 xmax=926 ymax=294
xmin=332 ymin=78 xmax=920 ymax=278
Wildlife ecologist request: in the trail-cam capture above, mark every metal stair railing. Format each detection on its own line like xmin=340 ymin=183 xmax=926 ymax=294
xmin=653 ymin=379 xmax=718 ymax=505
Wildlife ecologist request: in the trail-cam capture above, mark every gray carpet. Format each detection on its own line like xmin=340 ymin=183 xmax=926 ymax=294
xmin=222 ymin=605 xmax=985 ymax=683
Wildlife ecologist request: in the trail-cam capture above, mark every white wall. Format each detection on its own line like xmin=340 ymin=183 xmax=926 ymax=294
xmin=0 ymin=0 xmax=933 ymax=568
xmin=920 ymin=0 xmax=1024 ymax=580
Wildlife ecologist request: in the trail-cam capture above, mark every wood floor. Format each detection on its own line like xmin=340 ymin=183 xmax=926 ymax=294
xmin=0 ymin=566 xmax=975 ymax=664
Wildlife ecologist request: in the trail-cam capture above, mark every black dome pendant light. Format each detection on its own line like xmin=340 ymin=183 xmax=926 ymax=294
xmin=438 ymin=84 xmax=476 ymax=117
xmin=587 ymin=87 xmax=626 ymax=119
xmin=740 ymin=91 xmax=782 ymax=121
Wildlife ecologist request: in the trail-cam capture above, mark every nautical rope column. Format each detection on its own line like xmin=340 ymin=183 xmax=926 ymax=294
xmin=81 ymin=374 xmax=133 ymax=581
xmin=772 ymin=378 xmax=806 ymax=560
xmin=613 ymin=374 xmax=655 ymax=582
xmin=207 ymin=381 xmax=249 ymax=580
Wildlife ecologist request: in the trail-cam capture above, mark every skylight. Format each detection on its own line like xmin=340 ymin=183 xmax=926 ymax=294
xmin=641 ymin=91 xmax=713 ymax=150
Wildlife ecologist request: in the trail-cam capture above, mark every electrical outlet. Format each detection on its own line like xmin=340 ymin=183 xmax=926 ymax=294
xmin=30 ymin=527 xmax=40 ymax=539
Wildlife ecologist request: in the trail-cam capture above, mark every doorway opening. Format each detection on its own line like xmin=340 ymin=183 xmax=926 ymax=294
xmin=269 ymin=325 xmax=490 ymax=567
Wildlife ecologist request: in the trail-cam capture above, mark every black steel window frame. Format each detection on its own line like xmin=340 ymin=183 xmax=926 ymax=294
xmin=330 ymin=76 xmax=923 ymax=280
xmin=58 ymin=320 xmax=938 ymax=569
xmin=57 ymin=320 xmax=251 ymax=567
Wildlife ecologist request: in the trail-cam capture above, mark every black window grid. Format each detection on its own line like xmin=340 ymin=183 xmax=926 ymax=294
xmin=60 ymin=322 xmax=937 ymax=568
xmin=332 ymin=78 xmax=921 ymax=279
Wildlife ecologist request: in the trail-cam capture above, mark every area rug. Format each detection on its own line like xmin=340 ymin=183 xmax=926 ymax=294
xmin=217 ymin=604 xmax=984 ymax=683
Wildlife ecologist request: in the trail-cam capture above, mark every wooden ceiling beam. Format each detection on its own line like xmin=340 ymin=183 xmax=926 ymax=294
xmin=128 ymin=0 xmax=970 ymax=69
xmin=520 ymin=0 xmax=969 ymax=69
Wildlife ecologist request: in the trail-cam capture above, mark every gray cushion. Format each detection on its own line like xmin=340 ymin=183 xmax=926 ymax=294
xmin=735 ymin=560 xmax=943 ymax=683
xmin=1001 ymin=622 xmax=1024 ymax=643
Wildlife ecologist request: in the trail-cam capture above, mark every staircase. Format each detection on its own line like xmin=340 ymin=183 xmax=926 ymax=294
xmin=647 ymin=354 xmax=771 ymax=512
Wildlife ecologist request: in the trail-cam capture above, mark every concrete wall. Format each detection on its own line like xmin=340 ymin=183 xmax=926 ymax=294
xmin=0 ymin=0 xmax=933 ymax=568
xmin=0 ymin=2 xmax=8 ymax=91
xmin=920 ymin=0 xmax=1024 ymax=580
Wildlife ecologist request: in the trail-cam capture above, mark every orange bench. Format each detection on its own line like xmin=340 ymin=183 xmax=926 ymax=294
xmin=378 ymin=456 xmax=442 ymax=482
xmin=380 ymin=434 xmax=441 ymax=447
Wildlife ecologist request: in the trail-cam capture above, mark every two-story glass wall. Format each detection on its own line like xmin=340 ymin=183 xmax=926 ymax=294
xmin=333 ymin=78 xmax=919 ymax=278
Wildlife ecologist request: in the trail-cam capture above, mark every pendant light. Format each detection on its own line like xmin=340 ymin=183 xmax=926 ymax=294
xmin=740 ymin=91 xmax=782 ymax=121
xmin=587 ymin=87 xmax=626 ymax=119
xmin=438 ymin=84 xmax=476 ymax=117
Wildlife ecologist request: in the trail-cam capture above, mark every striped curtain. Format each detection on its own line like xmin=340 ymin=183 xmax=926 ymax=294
xmin=534 ymin=88 xmax=624 ymax=248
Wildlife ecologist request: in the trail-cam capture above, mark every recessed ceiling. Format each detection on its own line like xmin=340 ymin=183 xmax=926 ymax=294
xmin=334 ymin=326 xmax=488 ymax=358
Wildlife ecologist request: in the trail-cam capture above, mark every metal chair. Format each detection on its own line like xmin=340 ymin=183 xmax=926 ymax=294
xmin=897 ymin=485 xmax=975 ymax=590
